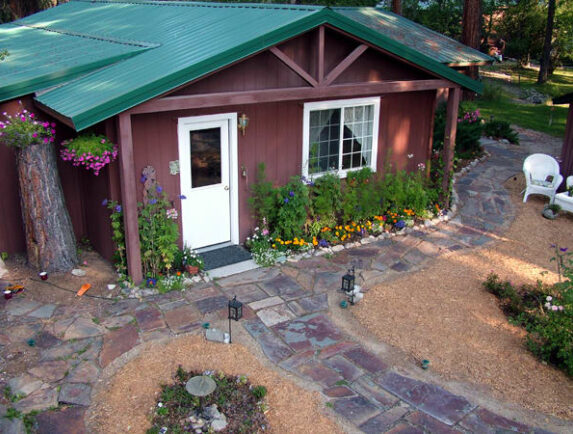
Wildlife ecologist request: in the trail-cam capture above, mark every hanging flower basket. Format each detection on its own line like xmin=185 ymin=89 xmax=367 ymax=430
xmin=0 ymin=109 xmax=55 ymax=148
xmin=60 ymin=134 xmax=118 ymax=176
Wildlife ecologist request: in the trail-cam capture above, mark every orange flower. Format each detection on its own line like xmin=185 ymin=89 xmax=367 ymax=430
xmin=176 ymin=271 xmax=181 ymax=276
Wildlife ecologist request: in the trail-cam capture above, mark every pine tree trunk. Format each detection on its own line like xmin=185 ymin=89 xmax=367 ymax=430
xmin=17 ymin=142 xmax=78 ymax=272
xmin=462 ymin=0 xmax=481 ymax=100
xmin=392 ymin=0 xmax=402 ymax=15
xmin=538 ymin=0 xmax=556 ymax=84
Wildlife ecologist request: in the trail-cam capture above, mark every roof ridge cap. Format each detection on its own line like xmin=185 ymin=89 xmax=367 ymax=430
xmin=72 ymin=0 xmax=323 ymax=12
xmin=13 ymin=23 xmax=160 ymax=49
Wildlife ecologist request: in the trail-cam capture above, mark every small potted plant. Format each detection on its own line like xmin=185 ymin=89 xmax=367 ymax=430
xmin=60 ymin=134 xmax=118 ymax=176
xmin=542 ymin=203 xmax=561 ymax=220
xmin=180 ymin=245 xmax=204 ymax=274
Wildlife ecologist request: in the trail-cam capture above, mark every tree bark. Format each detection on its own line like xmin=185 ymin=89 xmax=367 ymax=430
xmin=392 ymin=0 xmax=402 ymax=15
xmin=17 ymin=142 xmax=78 ymax=272
xmin=538 ymin=0 xmax=556 ymax=84
xmin=462 ymin=0 xmax=481 ymax=100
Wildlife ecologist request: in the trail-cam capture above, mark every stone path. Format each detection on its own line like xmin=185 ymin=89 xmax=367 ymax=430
xmin=1 ymin=137 xmax=570 ymax=433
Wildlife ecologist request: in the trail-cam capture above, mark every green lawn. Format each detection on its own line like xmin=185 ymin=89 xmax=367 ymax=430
xmin=477 ymin=62 xmax=572 ymax=137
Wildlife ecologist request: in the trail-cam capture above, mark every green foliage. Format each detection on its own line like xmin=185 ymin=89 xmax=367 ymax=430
xmin=4 ymin=407 xmax=22 ymax=420
xmin=0 ymin=108 xmax=54 ymax=149
xmin=401 ymin=0 xmax=462 ymax=38
xmin=60 ymin=134 xmax=115 ymax=158
xmin=251 ymin=385 xmax=267 ymax=400
xmin=275 ymin=177 xmax=309 ymax=240
xmin=138 ymin=184 xmax=180 ymax=278
xmin=483 ymin=120 xmax=520 ymax=144
xmin=0 ymin=49 xmax=8 ymax=61
xmin=245 ymin=227 xmax=279 ymax=267
xmin=483 ymin=246 xmax=573 ymax=377
xmin=341 ymin=167 xmax=381 ymax=222
xmin=481 ymin=80 xmax=505 ymax=103
xmin=173 ymin=245 xmax=204 ymax=271
xmin=309 ymin=173 xmax=341 ymax=225
xmin=104 ymin=200 xmax=127 ymax=278
xmin=380 ymin=168 xmax=435 ymax=215
xmin=433 ymin=102 xmax=483 ymax=159
xmin=248 ymin=163 xmax=277 ymax=229
xmin=0 ymin=251 xmax=7 ymax=261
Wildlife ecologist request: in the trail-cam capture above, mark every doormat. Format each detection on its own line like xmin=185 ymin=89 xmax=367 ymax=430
xmin=200 ymin=245 xmax=252 ymax=271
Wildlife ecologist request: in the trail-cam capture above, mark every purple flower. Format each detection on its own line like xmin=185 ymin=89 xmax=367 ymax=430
xmin=560 ymin=247 xmax=568 ymax=252
xmin=284 ymin=198 xmax=289 ymax=204
xmin=140 ymin=175 xmax=147 ymax=183
xmin=156 ymin=185 xmax=163 ymax=193
xmin=149 ymin=199 xmax=157 ymax=205
xmin=550 ymin=244 xmax=556 ymax=248
xmin=289 ymin=191 xmax=295 ymax=197
xmin=318 ymin=239 xmax=329 ymax=247
xmin=101 ymin=199 xmax=108 ymax=206
xmin=395 ymin=220 xmax=406 ymax=229
xmin=114 ymin=205 xmax=122 ymax=213
xmin=179 ymin=194 xmax=187 ymax=200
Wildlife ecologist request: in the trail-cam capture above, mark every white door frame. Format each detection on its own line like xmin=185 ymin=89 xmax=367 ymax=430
xmin=177 ymin=112 xmax=239 ymax=247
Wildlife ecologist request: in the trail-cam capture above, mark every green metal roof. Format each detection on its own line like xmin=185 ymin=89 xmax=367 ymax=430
xmin=0 ymin=1 xmax=491 ymax=131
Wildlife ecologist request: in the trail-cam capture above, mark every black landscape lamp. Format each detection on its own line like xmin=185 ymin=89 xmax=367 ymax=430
xmin=228 ymin=295 xmax=243 ymax=344
xmin=341 ymin=266 xmax=355 ymax=293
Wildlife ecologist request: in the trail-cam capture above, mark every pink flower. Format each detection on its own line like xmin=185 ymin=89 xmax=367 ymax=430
xmin=551 ymin=305 xmax=558 ymax=311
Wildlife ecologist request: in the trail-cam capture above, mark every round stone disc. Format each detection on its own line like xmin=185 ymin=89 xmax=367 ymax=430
xmin=185 ymin=375 xmax=216 ymax=397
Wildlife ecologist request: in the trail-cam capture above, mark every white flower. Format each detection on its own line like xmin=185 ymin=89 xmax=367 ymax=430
xmin=546 ymin=296 xmax=553 ymax=301
xmin=157 ymin=402 xmax=163 ymax=407
xmin=407 ymin=154 xmax=414 ymax=159
xmin=544 ymin=302 xmax=551 ymax=308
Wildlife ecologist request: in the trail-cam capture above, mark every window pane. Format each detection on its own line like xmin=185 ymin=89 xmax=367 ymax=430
xmin=308 ymin=108 xmax=340 ymax=173
xmin=190 ymin=128 xmax=221 ymax=188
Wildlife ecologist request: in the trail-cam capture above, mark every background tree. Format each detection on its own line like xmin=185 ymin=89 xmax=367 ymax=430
xmin=462 ymin=0 xmax=481 ymax=99
xmin=392 ymin=0 xmax=402 ymax=15
xmin=537 ymin=0 xmax=555 ymax=83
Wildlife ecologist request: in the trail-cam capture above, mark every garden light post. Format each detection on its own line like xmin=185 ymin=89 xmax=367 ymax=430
xmin=228 ymin=296 xmax=243 ymax=344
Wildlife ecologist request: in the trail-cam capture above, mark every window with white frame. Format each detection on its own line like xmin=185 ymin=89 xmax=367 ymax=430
xmin=302 ymin=97 xmax=380 ymax=178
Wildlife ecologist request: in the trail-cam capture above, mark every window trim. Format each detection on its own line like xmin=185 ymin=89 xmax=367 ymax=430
xmin=302 ymin=96 xmax=380 ymax=179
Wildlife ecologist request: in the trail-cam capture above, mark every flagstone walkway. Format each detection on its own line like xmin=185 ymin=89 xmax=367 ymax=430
xmin=1 ymin=138 xmax=570 ymax=433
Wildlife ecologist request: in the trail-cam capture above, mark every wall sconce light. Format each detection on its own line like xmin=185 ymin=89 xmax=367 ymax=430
xmin=238 ymin=113 xmax=249 ymax=136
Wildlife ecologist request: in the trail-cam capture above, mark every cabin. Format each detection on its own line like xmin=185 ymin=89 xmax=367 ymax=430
xmin=0 ymin=1 xmax=491 ymax=281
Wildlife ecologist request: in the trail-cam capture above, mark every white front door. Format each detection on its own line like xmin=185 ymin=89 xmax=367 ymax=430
xmin=178 ymin=113 xmax=238 ymax=249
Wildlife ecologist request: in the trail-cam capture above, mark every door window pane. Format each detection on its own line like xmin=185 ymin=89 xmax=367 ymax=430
xmin=190 ymin=128 xmax=221 ymax=188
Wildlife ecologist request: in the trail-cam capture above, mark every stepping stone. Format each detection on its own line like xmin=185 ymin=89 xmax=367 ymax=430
xmin=352 ymin=375 xmax=399 ymax=408
xmin=317 ymin=341 xmax=359 ymax=359
xmin=100 ymin=324 xmax=139 ymax=368
xmin=297 ymin=293 xmax=328 ymax=313
xmin=104 ymin=299 xmax=140 ymax=317
xmin=216 ymin=267 xmax=280 ymax=288
xmin=14 ymin=388 xmax=58 ymax=413
xmin=40 ymin=338 xmax=94 ymax=362
xmin=313 ymin=272 xmax=342 ymax=294
xmin=35 ymin=406 xmax=86 ymax=434
xmin=324 ymin=386 xmax=355 ymax=398
xmin=360 ymin=405 xmax=410 ymax=433
xmin=67 ymin=361 xmax=100 ymax=383
xmin=259 ymin=274 xmax=307 ymax=300
xmin=385 ymin=423 xmax=424 ymax=433
xmin=28 ymin=304 xmax=57 ymax=319
xmin=332 ymin=395 xmax=381 ymax=426
xmin=195 ymin=295 xmax=228 ymax=314
xmin=58 ymin=383 xmax=92 ymax=406
xmin=279 ymin=350 xmax=316 ymax=372
xmin=156 ymin=298 xmax=188 ymax=312
xmin=218 ymin=284 xmax=268 ymax=303
xmin=378 ymin=372 xmax=475 ymax=425
xmin=459 ymin=408 xmax=531 ymax=433
xmin=34 ymin=331 xmax=61 ymax=349
xmin=286 ymin=257 xmax=340 ymax=273
xmin=164 ymin=305 xmax=200 ymax=332
xmin=257 ymin=305 xmax=296 ymax=327
xmin=243 ymin=319 xmax=293 ymax=363
xmin=135 ymin=307 xmax=165 ymax=331
xmin=296 ymin=360 xmax=343 ymax=387
xmin=101 ymin=314 xmax=134 ymax=329
xmin=141 ymin=327 xmax=175 ymax=342
xmin=344 ymin=347 xmax=388 ymax=374
xmin=286 ymin=301 xmax=306 ymax=316
xmin=248 ymin=296 xmax=283 ymax=311
xmin=5 ymin=299 xmax=41 ymax=316
xmin=406 ymin=411 xmax=464 ymax=433
xmin=0 ymin=415 xmax=24 ymax=434
xmin=184 ymin=285 xmax=221 ymax=302
xmin=28 ymin=360 xmax=70 ymax=382
xmin=390 ymin=261 xmax=412 ymax=272
xmin=63 ymin=317 xmax=105 ymax=340
xmin=324 ymin=355 xmax=363 ymax=381
xmin=8 ymin=374 xmax=44 ymax=397
xmin=272 ymin=313 xmax=343 ymax=352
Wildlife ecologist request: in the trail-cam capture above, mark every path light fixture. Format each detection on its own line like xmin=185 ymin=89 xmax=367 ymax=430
xmin=228 ymin=295 xmax=243 ymax=344
xmin=238 ymin=113 xmax=249 ymax=136
xmin=341 ymin=266 xmax=355 ymax=293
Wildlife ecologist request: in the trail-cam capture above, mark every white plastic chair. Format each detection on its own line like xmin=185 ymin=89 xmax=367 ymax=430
xmin=522 ymin=154 xmax=563 ymax=203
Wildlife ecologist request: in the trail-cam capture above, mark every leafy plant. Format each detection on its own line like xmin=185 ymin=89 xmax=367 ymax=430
xmin=0 ymin=107 xmax=54 ymax=148
xmin=274 ymin=176 xmax=309 ymax=240
xmin=309 ymin=173 xmax=341 ymax=224
xmin=341 ymin=167 xmax=380 ymax=223
xmin=60 ymin=134 xmax=118 ymax=176
xmin=248 ymin=163 xmax=277 ymax=229
xmin=433 ymin=102 xmax=483 ymax=158
xmin=103 ymin=199 xmax=127 ymax=278
xmin=173 ymin=244 xmax=204 ymax=271
xmin=251 ymin=385 xmax=267 ymax=400
xmin=483 ymin=120 xmax=520 ymax=145
xmin=245 ymin=226 xmax=279 ymax=267
xmin=138 ymin=184 xmax=180 ymax=278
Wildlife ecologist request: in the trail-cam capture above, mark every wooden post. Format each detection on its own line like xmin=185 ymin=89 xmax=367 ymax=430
xmin=441 ymin=87 xmax=461 ymax=207
xmin=318 ymin=26 xmax=325 ymax=85
xmin=560 ymin=103 xmax=573 ymax=179
xmin=118 ymin=113 xmax=143 ymax=283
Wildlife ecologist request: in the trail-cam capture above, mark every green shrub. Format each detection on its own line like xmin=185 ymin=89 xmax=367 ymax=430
xmin=341 ymin=167 xmax=381 ymax=222
xmin=275 ymin=176 xmax=309 ymax=240
xmin=483 ymin=120 xmax=520 ymax=144
xmin=248 ymin=163 xmax=277 ymax=229
xmin=380 ymin=169 xmax=435 ymax=215
xmin=252 ymin=385 xmax=267 ymax=400
xmin=433 ymin=101 xmax=483 ymax=158
xmin=481 ymin=81 xmax=505 ymax=103
xmin=309 ymin=173 xmax=341 ymax=225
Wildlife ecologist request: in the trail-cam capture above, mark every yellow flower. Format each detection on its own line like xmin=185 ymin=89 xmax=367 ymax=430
xmin=272 ymin=244 xmax=276 ymax=248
